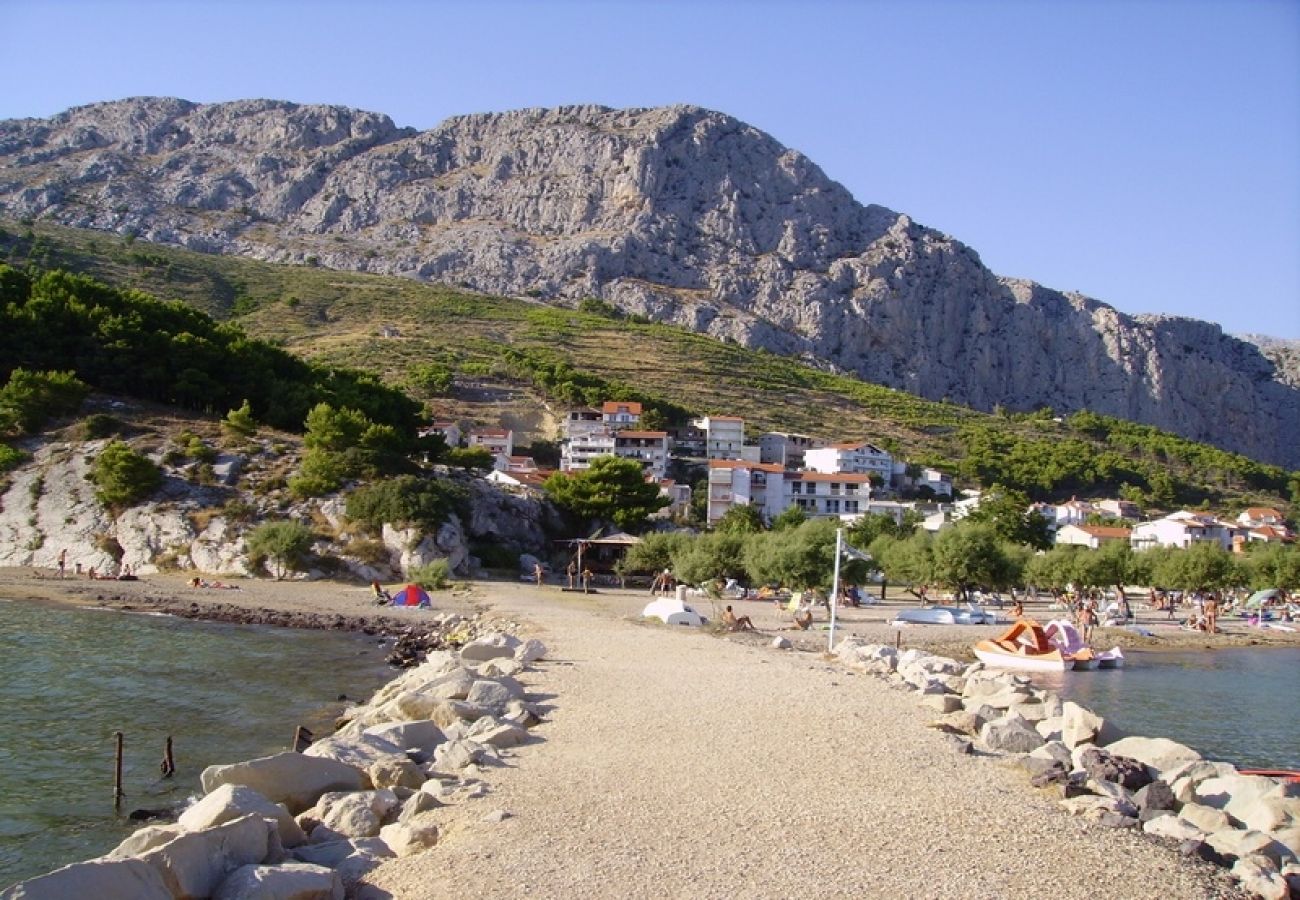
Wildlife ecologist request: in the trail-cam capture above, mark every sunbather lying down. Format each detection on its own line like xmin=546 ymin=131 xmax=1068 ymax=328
xmin=722 ymin=605 xmax=756 ymax=632
xmin=792 ymin=606 xmax=813 ymax=630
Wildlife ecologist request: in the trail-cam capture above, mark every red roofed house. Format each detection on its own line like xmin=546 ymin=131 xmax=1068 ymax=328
xmin=467 ymin=427 xmax=513 ymax=458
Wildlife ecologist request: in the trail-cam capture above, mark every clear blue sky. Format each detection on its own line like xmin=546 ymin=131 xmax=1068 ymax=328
xmin=5 ymin=0 xmax=1298 ymax=338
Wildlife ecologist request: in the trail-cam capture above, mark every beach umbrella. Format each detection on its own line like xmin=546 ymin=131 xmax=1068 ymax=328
xmin=1244 ymin=589 xmax=1279 ymax=609
xmin=391 ymin=584 xmax=431 ymax=608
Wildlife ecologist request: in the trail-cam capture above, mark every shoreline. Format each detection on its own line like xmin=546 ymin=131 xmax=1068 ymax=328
xmin=2 ymin=569 xmax=1293 ymax=896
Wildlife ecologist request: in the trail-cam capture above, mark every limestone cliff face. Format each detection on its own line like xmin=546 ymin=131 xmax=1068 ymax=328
xmin=2 ymin=98 xmax=1297 ymax=467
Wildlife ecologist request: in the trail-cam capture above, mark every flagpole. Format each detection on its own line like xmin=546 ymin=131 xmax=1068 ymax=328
xmin=828 ymin=527 xmax=843 ymax=653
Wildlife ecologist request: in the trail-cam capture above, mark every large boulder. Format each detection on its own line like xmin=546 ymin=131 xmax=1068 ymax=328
xmin=459 ymin=633 xmax=520 ymax=662
xmin=138 ymin=814 xmax=277 ymax=899
xmin=1168 ymin=760 xmax=1239 ymax=805
xmin=314 ymin=789 xmax=400 ymax=840
xmin=1179 ymin=802 xmax=1234 ymax=834
xmin=1103 ymin=736 xmax=1202 ymax=779
xmin=178 ymin=784 xmax=306 ymax=848
xmin=515 ymin=638 xmax=547 ymax=663
xmin=362 ymin=720 xmax=446 ymax=761
xmin=107 ymin=824 xmax=184 ymax=859
xmin=200 ymin=753 xmax=368 ymax=814
xmin=214 ymin=862 xmax=343 ymax=900
xmin=1205 ymin=828 xmax=1294 ymax=868
xmin=1074 ymin=745 xmax=1152 ymax=791
xmin=1143 ymin=815 xmax=1205 ymax=842
xmin=1060 ymin=701 xmax=1108 ymax=749
xmin=302 ymin=733 xmax=408 ymax=772
xmin=0 ymin=858 xmax=171 ymax=900
xmin=378 ymin=812 xmax=440 ymax=857
xmin=1229 ymin=858 xmax=1290 ymax=900
xmin=979 ymin=714 xmax=1044 ymax=754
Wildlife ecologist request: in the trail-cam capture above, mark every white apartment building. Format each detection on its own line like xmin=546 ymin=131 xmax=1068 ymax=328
xmin=803 ymin=441 xmax=893 ymax=481
xmin=614 ymin=430 xmax=670 ymax=480
xmin=1131 ymin=511 xmax=1235 ymax=551
xmin=783 ymin=471 xmax=874 ymax=518
xmin=694 ymin=416 xmax=746 ymax=460
xmin=561 ymin=431 xmax=616 ymax=472
xmin=706 ymin=460 xmax=785 ymax=527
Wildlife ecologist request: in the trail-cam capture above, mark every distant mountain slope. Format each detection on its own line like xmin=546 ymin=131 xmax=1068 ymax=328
xmin=1 ymin=97 xmax=1296 ymax=467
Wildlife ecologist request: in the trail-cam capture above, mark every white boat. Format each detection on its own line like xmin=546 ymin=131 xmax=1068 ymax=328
xmin=972 ymin=620 xmax=1069 ymax=672
xmin=893 ymin=604 xmax=997 ymax=626
xmin=642 ymin=598 xmax=705 ymax=627
xmin=1044 ymin=619 xmax=1123 ymax=671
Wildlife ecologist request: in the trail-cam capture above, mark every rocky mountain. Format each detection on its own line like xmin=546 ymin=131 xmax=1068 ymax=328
xmin=1 ymin=97 xmax=1297 ymax=468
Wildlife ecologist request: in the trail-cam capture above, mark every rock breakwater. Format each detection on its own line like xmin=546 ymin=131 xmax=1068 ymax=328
xmin=835 ymin=636 xmax=1300 ymax=898
xmin=1 ymin=631 xmax=550 ymax=899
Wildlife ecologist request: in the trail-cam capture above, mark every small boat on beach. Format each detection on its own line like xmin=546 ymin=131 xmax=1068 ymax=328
xmin=893 ymin=604 xmax=997 ymax=626
xmin=972 ymin=619 xmax=1068 ymax=672
xmin=1044 ymin=619 xmax=1125 ymax=671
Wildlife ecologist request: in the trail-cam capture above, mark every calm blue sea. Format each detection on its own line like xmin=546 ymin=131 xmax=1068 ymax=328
xmin=0 ymin=600 xmax=395 ymax=890
xmin=1033 ymin=647 xmax=1300 ymax=771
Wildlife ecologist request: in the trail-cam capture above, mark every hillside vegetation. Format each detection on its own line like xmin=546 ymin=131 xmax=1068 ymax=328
xmin=1 ymin=220 xmax=1295 ymax=515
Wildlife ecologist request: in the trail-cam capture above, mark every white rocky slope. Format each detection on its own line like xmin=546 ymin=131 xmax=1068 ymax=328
xmin=1 ymin=98 xmax=1297 ymax=468
xmin=0 ymin=407 xmax=555 ymax=578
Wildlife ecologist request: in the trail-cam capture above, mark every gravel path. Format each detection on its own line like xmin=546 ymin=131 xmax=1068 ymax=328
xmin=362 ymin=583 xmax=1246 ymax=899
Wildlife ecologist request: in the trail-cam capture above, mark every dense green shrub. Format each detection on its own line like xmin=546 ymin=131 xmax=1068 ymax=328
xmin=409 ymin=558 xmax=451 ymax=590
xmin=345 ymin=475 xmax=466 ymax=533
xmin=91 ymin=441 xmax=162 ymax=507
xmin=0 ymin=369 xmax=89 ymax=435
xmin=246 ymin=520 xmax=314 ymax=579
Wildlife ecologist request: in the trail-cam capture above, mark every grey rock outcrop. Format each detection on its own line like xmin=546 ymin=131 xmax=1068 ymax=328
xmin=3 ymin=98 xmax=1299 ymax=466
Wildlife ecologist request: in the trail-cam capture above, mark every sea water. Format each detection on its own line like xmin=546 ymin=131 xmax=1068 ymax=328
xmin=1033 ymin=647 xmax=1300 ymax=771
xmin=0 ymin=599 xmax=395 ymax=889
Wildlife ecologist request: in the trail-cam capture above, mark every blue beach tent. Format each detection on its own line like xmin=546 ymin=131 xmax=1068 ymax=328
xmin=392 ymin=583 xmax=432 ymax=608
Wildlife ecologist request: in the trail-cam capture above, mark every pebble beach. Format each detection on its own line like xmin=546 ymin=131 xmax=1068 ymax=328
xmin=5 ymin=568 xmax=1296 ymax=898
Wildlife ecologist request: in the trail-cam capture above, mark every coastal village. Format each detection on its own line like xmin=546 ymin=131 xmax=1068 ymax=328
xmin=427 ymin=399 xmax=1294 ymax=556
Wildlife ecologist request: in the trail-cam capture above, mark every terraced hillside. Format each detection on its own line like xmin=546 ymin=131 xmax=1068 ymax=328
xmin=1 ymin=220 xmax=1294 ymax=513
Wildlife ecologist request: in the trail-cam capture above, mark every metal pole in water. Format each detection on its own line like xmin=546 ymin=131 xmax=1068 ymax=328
xmin=113 ymin=731 xmax=124 ymax=812
xmin=160 ymin=736 xmax=175 ymax=779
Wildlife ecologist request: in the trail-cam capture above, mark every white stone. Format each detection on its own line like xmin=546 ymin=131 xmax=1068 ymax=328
xmin=1142 ymin=815 xmax=1205 ymax=842
xmin=200 ymin=753 xmax=368 ymax=814
xmin=138 ymin=814 xmax=276 ymax=899
xmin=378 ymin=813 xmax=440 ymax=857
xmin=459 ymin=633 xmax=520 ymax=662
xmin=1060 ymin=701 xmax=1104 ymax=749
xmin=1230 ymin=857 xmax=1289 ymax=900
xmin=0 ymin=858 xmax=172 ymax=899
xmin=515 ymin=638 xmax=547 ymax=663
xmin=1102 ymin=736 xmax=1202 ymax=778
xmin=214 ymin=862 xmax=343 ymax=900
xmin=106 ymin=824 xmax=184 ymax=860
xmin=316 ymin=790 xmax=400 ymax=839
xmin=178 ymin=783 xmax=306 ymax=849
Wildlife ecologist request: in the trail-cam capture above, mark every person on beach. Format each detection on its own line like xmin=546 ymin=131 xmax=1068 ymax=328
xmin=533 ymin=562 xmax=545 ymax=586
xmin=566 ymin=559 xmax=577 ymax=589
xmin=1080 ymin=599 xmax=1098 ymax=644
xmin=1011 ymin=599 xmax=1025 ymax=619
xmin=792 ymin=602 xmax=814 ymax=631
xmin=581 ymin=566 xmax=593 ymax=593
xmin=371 ymin=579 xmax=392 ymax=604
xmin=1204 ymin=594 xmax=1219 ymax=634
xmin=722 ymin=605 xmax=755 ymax=632
xmin=57 ymin=549 xmax=66 ymax=579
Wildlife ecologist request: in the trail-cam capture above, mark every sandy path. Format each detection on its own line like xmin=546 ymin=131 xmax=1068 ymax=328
xmin=362 ymin=583 xmax=1245 ymax=899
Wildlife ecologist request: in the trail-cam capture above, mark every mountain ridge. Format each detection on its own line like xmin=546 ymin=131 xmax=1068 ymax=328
xmin=2 ymin=97 xmax=1296 ymax=468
